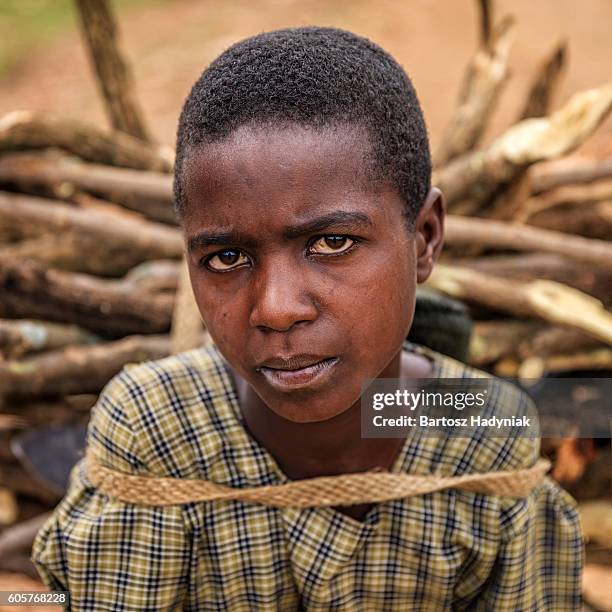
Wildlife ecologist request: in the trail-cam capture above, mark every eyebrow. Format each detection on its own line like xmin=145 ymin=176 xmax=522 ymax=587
xmin=283 ymin=210 xmax=373 ymax=239
xmin=187 ymin=210 xmax=373 ymax=253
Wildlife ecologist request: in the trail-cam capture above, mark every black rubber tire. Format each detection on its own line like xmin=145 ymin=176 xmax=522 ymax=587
xmin=407 ymin=288 xmax=473 ymax=363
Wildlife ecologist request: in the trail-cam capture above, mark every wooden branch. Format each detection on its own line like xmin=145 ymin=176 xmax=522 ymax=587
xmin=518 ymin=326 xmax=604 ymax=359
xmin=435 ymin=84 xmax=612 ymax=210
xmin=519 ymin=42 xmax=566 ymax=119
xmin=0 ymin=464 xmax=59 ymax=502
xmin=519 ymin=348 xmax=612 ymax=378
xmin=0 ymin=319 xmax=99 ymax=359
xmin=123 ymin=259 xmax=180 ymax=293
xmin=0 ymin=111 xmax=171 ymax=171
xmin=435 ymin=16 xmax=513 ymax=165
xmin=0 ymin=415 xmax=28 ymax=431
xmin=0 ymin=512 xmax=52 ymax=557
xmin=480 ymin=42 xmax=567 ymax=222
xmin=445 ymin=214 xmax=612 ymax=270
xmin=523 ymin=201 xmax=612 ymax=240
xmin=74 ymin=0 xmax=152 ymax=142
xmin=530 ymin=155 xmax=612 ymax=193
xmin=469 ymin=320 xmax=540 ymax=365
xmin=477 ymin=0 xmax=493 ymax=49
xmin=0 ymin=487 xmax=18 ymax=525
xmin=0 ymin=437 xmax=17 ymax=463
xmin=0 ymin=191 xmax=182 ymax=276
xmin=0 ymin=232 xmax=86 ymax=272
xmin=452 ymin=253 xmax=612 ymax=305
xmin=0 ymin=396 xmax=97 ymax=429
xmin=0 ymin=334 xmax=170 ymax=397
xmin=427 ymin=264 xmax=612 ymax=345
xmin=0 ymin=257 xmax=174 ymax=336
xmin=0 ymin=554 xmax=43 ymax=580
xmin=0 ymin=151 xmax=174 ymax=223
xmin=516 ymin=178 xmax=612 ymax=220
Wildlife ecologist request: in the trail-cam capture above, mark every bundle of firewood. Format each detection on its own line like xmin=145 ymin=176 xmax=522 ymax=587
xmin=426 ymin=11 xmax=612 ymax=382
xmin=0 ymin=115 xmax=189 ymax=575
xmin=0 ymin=0 xmax=610 ymax=583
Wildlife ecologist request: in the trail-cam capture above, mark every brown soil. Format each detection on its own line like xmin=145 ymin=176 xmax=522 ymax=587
xmin=1 ymin=0 xmax=610 ymax=153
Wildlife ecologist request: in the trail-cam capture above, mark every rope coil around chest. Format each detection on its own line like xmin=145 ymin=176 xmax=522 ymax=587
xmin=84 ymin=447 xmax=551 ymax=508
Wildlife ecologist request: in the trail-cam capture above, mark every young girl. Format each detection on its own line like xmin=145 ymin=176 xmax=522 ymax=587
xmin=33 ymin=27 xmax=583 ymax=610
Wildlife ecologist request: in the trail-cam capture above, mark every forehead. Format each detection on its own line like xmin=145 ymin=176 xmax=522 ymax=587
xmin=181 ymin=123 xmax=405 ymax=234
xmin=185 ymin=123 xmax=370 ymax=193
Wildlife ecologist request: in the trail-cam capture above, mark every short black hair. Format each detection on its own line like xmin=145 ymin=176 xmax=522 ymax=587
xmin=174 ymin=26 xmax=431 ymax=228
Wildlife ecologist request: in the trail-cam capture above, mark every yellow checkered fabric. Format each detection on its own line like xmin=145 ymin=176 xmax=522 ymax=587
xmin=31 ymin=340 xmax=583 ymax=611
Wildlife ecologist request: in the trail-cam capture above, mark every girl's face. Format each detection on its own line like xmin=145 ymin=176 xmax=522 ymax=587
xmin=181 ymin=123 xmax=442 ymax=423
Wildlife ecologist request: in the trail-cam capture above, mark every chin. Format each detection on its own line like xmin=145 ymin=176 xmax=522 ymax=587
xmin=266 ymin=392 xmax=358 ymax=424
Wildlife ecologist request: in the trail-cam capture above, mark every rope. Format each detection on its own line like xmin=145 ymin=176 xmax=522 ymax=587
xmin=85 ymin=447 xmax=551 ymax=508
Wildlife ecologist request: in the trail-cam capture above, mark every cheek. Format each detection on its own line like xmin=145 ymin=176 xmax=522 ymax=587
xmin=341 ymin=252 xmax=414 ymax=327
xmin=334 ymin=249 xmax=415 ymax=364
xmin=363 ymin=272 xmax=413 ymax=337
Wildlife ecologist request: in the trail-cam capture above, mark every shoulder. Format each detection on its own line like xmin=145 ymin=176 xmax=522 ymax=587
xmin=403 ymin=341 xmax=540 ymax=477
xmin=87 ymin=343 xmax=240 ymax=479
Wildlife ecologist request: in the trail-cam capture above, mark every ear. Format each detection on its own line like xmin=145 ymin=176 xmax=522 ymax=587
xmin=415 ymin=187 xmax=445 ymax=283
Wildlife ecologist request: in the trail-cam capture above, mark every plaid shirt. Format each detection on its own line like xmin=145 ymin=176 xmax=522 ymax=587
xmin=32 ymin=340 xmax=583 ymax=611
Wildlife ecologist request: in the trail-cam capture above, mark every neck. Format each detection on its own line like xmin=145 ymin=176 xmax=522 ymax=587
xmin=231 ymin=348 xmax=425 ymax=480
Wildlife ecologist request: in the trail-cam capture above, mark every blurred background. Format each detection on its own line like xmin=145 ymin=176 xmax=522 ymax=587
xmin=1 ymin=0 xmax=611 ymax=151
xmin=0 ymin=1 xmax=611 ymax=610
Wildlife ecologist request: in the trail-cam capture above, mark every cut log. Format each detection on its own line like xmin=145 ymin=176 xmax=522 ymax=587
xmin=519 ymin=41 xmax=566 ymax=120
xmin=0 ymin=415 xmax=27 ymax=431
xmin=444 ymin=214 xmax=612 ymax=270
xmin=451 ymin=253 xmax=612 ymax=306
xmin=523 ymin=201 xmax=612 ymax=240
xmin=0 ymin=111 xmax=171 ymax=171
xmin=0 ymin=512 xmax=52 ymax=558
xmin=0 ymin=463 xmax=59 ymax=502
xmin=530 ymin=155 xmax=612 ymax=193
xmin=0 ymin=257 xmax=174 ymax=336
xmin=434 ymin=16 xmax=514 ymax=165
xmin=123 ymin=259 xmax=180 ymax=294
xmin=519 ymin=348 xmax=612 ymax=378
xmin=0 ymin=487 xmax=18 ymax=526
xmin=0 ymin=334 xmax=170 ymax=397
xmin=516 ymin=180 xmax=612 ymax=236
xmin=0 ymin=191 xmax=182 ymax=276
xmin=0 ymin=319 xmax=99 ymax=359
xmin=0 ymin=152 xmax=175 ymax=223
xmin=0 ymin=435 xmax=17 ymax=463
xmin=0 ymin=396 xmax=97 ymax=429
xmin=0 ymin=554 xmax=43 ymax=580
xmin=476 ymin=41 xmax=568 ymax=222
xmin=476 ymin=0 xmax=493 ymax=49
xmin=427 ymin=264 xmax=612 ymax=345
xmin=518 ymin=326 xmax=605 ymax=359
xmin=435 ymin=83 xmax=612 ymax=211
xmin=0 ymin=232 xmax=89 ymax=273
xmin=469 ymin=320 xmax=541 ymax=365
xmin=518 ymin=178 xmax=612 ymax=219
xmin=582 ymin=564 xmax=612 ymax=612
xmin=74 ymin=0 xmax=152 ymax=142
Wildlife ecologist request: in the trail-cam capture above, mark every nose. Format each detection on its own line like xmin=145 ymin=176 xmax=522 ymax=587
xmin=249 ymin=257 xmax=318 ymax=332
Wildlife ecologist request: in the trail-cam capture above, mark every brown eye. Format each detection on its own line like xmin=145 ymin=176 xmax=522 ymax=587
xmin=205 ymin=249 xmax=250 ymax=272
xmin=309 ymin=235 xmax=355 ymax=255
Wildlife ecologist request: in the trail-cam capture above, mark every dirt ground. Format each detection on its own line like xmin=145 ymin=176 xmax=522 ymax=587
xmin=1 ymin=0 xmax=611 ymax=153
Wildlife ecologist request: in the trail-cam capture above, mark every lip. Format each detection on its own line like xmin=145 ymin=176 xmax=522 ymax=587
xmin=257 ymin=356 xmax=340 ymax=391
